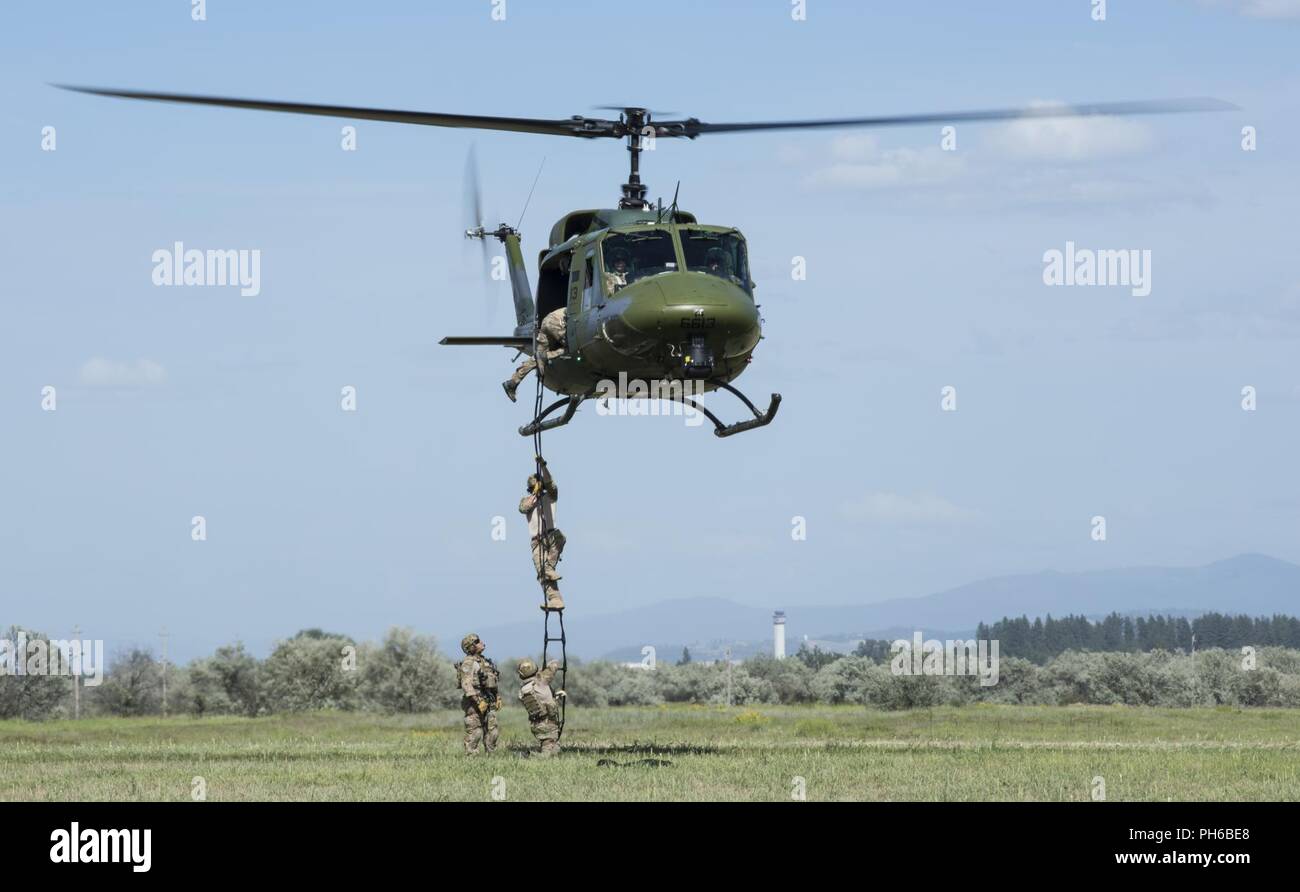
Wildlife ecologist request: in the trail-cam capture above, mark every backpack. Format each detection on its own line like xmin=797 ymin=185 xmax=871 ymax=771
xmin=519 ymin=679 xmax=545 ymax=721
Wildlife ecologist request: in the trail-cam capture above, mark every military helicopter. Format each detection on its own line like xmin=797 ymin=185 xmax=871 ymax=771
xmin=58 ymin=87 xmax=1232 ymax=436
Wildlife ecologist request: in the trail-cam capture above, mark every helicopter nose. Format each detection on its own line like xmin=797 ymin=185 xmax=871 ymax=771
xmin=657 ymin=274 xmax=760 ymax=358
xmin=610 ymin=273 xmax=761 ymax=363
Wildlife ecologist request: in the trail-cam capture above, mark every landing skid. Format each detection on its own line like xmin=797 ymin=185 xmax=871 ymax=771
xmin=519 ymin=382 xmax=780 ymax=438
xmin=680 ymin=380 xmax=782 ymax=438
xmin=519 ymin=395 xmax=583 ymax=437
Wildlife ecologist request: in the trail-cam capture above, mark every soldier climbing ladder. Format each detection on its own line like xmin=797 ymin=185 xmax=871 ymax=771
xmin=531 ymin=350 xmax=566 ymax=737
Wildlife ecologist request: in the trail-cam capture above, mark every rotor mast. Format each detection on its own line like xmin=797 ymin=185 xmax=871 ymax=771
xmin=619 ymin=107 xmax=651 ymax=210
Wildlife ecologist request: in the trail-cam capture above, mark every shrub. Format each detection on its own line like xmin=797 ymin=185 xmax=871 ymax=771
xmin=811 ymin=656 xmax=876 ymax=705
xmin=261 ymin=630 xmax=359 ymax=713
xmin=0 ymin=626 xmax=73 ymax=720
xmin=743 ymin=655 xmax=816 ymax=703
xmin=185 ymin=643 xmax=262 ymax=716
xmin=359 ymin=628 xmax=457 ymax=713
xmin=92 ymin=648 xmax=162 ymax=717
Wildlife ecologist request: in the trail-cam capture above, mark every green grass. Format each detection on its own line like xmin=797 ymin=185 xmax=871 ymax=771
xmin=3 ymin=704 xmax=1298 ymax=801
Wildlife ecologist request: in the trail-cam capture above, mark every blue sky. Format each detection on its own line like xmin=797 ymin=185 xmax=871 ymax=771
xmin=2 ymin=1 xmax=1297 ymax=661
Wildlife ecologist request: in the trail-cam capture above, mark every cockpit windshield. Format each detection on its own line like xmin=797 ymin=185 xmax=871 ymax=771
xmin=601 ymin=230 xmax=677 ymax=293
xmin=682 ymin=230 xmax=750 ymax=295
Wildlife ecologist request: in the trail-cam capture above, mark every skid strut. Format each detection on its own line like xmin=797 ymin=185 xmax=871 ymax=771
xmin=520 ymin=394 xmax=582 ymax=437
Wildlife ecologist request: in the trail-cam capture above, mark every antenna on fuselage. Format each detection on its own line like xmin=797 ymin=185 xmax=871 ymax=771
xmin=516 ymin=156 xmax=546 ymax=230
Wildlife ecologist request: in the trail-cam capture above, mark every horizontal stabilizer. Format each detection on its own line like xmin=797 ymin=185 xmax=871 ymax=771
xmin=440 ymin=336 xmax=531 ymax=347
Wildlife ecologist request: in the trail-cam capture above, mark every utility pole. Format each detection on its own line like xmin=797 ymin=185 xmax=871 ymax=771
xmin=159 ymin=627 xmax=169 ymax=717
xmin=725 ymin=646 xmax=732 ymax=707
xmin=71 ymin=624 xmax=81 ymax=720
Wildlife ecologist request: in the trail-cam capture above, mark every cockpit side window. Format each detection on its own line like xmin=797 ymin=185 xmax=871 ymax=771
xmin=582 ymin=251 xmax=597 ymax=310
xmin=682 ymin=230 xmax=751 ymax=295
xmin=601 ymin=230 xmax=677 ymax=294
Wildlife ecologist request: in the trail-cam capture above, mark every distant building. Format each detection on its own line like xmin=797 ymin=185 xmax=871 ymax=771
xmin=773 ymin=610 xmax=786 ymax=659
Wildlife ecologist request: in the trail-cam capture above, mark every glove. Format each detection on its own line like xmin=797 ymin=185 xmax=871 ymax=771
xmin=476 ymin=698 xmax=489 ymax=715
xmin=492 ymin=697 xmax=502 ymax=711
xmin=531 ymin=481 xmax=542 ymax=494
xmin=556 ymin=690 xmax=566 ymax=699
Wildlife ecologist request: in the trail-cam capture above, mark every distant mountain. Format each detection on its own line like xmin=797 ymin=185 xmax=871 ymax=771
xmin=474 ymin=554 xmax=1300 ymax=660
xmin=880 ymin=553 xmax=1299 ymax=629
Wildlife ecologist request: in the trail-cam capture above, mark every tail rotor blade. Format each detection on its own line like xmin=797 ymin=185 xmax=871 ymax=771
xmin=464 ymin=144 xmax=484 ymax=231
xmin=463 ymin=145 xmax=495 ymax=323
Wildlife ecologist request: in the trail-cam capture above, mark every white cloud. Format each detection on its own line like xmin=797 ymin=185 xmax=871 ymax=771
xmin=805 ymin=135 xmax=966 ymax=190
xmin=79 ymin=358 xmax=167 ymax=388
xmin=1241 ymin=0 xmax=1300 ymax=16
xmin=841 ymin=491 xmax=980 ymax=525
xmin=829 ymin=135 xmax=886 ymax=163
xmin=1188 ymin=0 xmax=1300 ymax=18
xmin=984 ymin=102 xmax=1155 ymax=162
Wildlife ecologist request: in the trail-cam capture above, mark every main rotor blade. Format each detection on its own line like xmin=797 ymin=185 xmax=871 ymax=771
xmin=663 ymin=97 xmax=1237 ymax=137
xmin=54 ymin=85 xmax=617 ymax=138
xmin=57 ymin=86 xmax=1235 ymax=143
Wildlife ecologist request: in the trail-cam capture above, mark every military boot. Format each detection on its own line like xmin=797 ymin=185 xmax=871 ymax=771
xmin=502 ymin=380 xmax=518 ymax=403
xmin=542 ymin=591 xmax=565 ymax=611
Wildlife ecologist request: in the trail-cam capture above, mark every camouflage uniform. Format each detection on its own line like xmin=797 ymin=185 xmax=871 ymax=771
xmin=519 ymin=460 xmax=565 ymax=608
xmin=604 ymin=248 xmax=631 ymax=294
xmin=518 ymin=658 xmax=564 ymax=757
xmin=603 ymin=269 xmax=628 ymax=293
xmin=504 ymin=307 xmax=567 ymax=397
xmin=457 ymin=634 xmax=500 ymax=755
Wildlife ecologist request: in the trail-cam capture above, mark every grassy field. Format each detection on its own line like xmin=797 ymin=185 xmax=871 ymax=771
xmin=3 ymin=704 xmax=1298 ymax=801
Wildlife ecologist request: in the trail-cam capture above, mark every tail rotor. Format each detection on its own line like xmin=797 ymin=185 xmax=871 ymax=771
xmin=463 ymin=145 xmax=496 ymax=323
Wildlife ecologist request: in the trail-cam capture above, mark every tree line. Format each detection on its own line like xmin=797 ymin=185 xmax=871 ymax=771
xmin=972 ymin=612 xmax=1300 ymax=664
xmin=4 ymin=623 xmax=1300 ymax=720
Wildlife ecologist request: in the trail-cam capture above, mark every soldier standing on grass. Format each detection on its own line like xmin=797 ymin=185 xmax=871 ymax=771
xmin=457 ymin=633 xmax=500 ymax=755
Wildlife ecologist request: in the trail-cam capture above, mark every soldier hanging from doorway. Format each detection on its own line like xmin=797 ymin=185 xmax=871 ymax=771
xmin=502 ymin=306 xmax=567 ymax=403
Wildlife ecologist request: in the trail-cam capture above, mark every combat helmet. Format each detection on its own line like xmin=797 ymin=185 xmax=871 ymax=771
xmin=461 ymin=633 xmax=481 ymax=654
xmin=517 ymin=658 xmax=539 ymax=679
